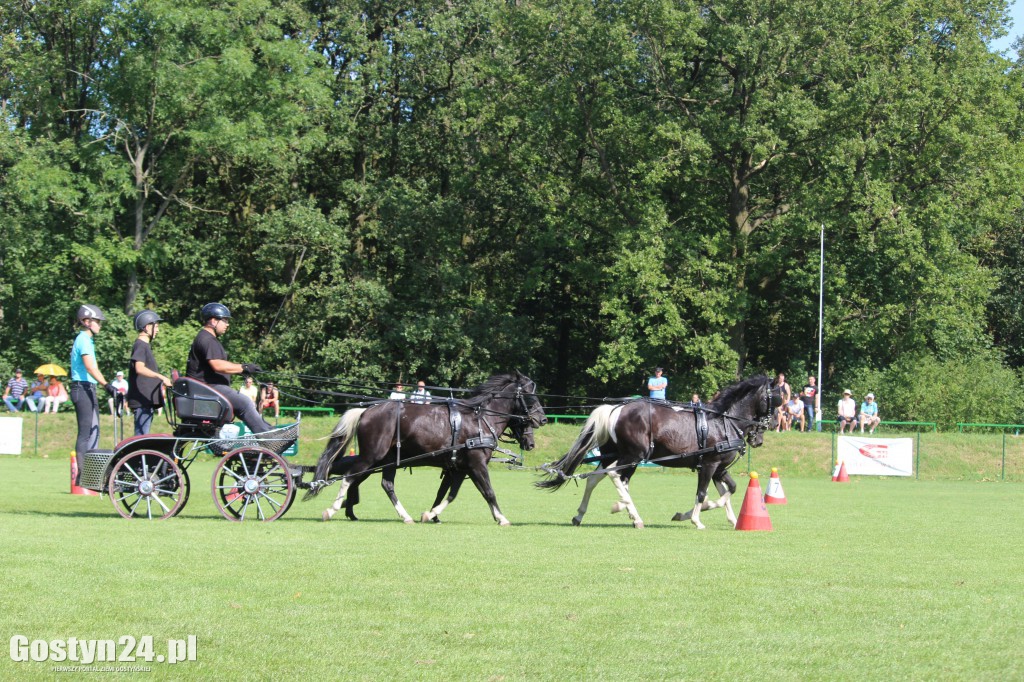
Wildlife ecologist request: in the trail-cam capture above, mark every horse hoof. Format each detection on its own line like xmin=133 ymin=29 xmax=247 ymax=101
xmin=498 ymin=519 xmax=511 ymax=526
xmin=670 ymin=512 xmax=685 ymax=522
xmin=633 ymin=521 xmax=644 ymax=529
xmin=691 ymin=521 xmax=705 ymax=530
xmin=571 ymin=517 xmax=582 ymax=526
xmin=403 ymin=517 xmax=416 ymax=524
xmin=611 ymin=502 xmax=626 ymax=514
xmin=420 ymin=512 xmax=433 ymax=523
xmin=322 ymin=509 xmax=334 ymax=522
xmin=430 ymin=516 xmax=442 ymax=524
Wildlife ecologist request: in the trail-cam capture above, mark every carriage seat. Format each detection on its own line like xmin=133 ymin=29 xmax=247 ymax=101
xmin=171 ymin=378 xmax=235 ymax=427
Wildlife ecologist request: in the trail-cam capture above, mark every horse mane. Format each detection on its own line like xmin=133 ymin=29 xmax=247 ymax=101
xmin=461 ymin=372 xmax=524 ymax=408
xmin=708 ymin=374 xmax=769 ymax=411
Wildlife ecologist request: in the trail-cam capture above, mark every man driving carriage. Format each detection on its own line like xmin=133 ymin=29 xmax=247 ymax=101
xmin=186 ymin=302 xmax=273 ymax=434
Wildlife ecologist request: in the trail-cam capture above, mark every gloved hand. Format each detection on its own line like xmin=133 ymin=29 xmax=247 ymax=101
xmin=242 ymin=363 xmax=263 ymax=375
xmin=102 ymin=383 xmax=117 ymax=397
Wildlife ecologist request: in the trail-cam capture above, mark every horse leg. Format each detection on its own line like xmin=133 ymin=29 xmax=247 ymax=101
xmin=671 ymin=483 xmax=719 ymax=522
xmin=323 ymin=476 xmax=354 ymax=521
xmin=717 ymin=470 xmax=739 ymax=527
xmin=689 ymin=463 xmax=719 ymax=530
xmin=421 ymin=471 xmax=466 ymax=523
xmin=379 ymin=467 xmax=415 ymax=523
xmin=572 ymin=471 xmax=605 ymax=526
xmin=343 ymin=474 xmax=368 ymax=520
xmin=465 ymin=457 xmax=511 ymax=526
xmin=607 ymin=468 xmax=643 ymax=529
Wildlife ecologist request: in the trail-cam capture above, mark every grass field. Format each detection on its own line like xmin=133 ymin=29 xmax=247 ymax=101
xmin=2 ymin=413 xmax=1023 ymax=679
xmin=1 ymin=420 xmax=1023 ymax=681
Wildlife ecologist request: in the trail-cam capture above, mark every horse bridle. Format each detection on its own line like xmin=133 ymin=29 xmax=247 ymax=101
xmin=505 ymin=383 xmax=545 ymax=448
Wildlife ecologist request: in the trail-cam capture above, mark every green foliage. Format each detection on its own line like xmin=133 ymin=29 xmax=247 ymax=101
xmin=849 ymin=352 xmax=1024 ymax=428
xmin=1 ymin=0 xmax=1023 ymax=421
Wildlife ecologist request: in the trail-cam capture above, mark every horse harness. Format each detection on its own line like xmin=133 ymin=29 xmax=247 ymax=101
xmin=570 ymin=398 xmax=762 ymax=481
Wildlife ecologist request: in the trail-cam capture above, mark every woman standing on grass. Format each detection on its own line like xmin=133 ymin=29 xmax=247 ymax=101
xmin=69 ymin=304 xmax=116 ymax=484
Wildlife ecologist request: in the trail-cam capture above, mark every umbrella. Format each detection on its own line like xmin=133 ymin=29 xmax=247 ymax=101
xmin=34 ymin=363 xmax=67 ymax=377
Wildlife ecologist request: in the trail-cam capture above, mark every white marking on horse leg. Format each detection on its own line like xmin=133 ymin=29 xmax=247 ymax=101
xmin=323 ymin=479 xmax=351 ymax=521
xmin=492 ymin=505 xmax=511 ymax=526
xmin=573 ymin=472 xmax=604 ymax=526
xmin=721 ymin=491 xmax=737 ymax=527
xmin=608 ymin=471 xmax=643 ymax=528
xmin=690 ymin=499 xmax=706 ymax=530
xmin=421 ymin=496 xmax=452 ymax=523
xmin=393 ymin=500 xmax=414 ymax=524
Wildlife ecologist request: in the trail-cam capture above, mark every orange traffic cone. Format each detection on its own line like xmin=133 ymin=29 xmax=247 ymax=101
xmin=764 ymin=467 xmax=787 ymax=504
xmin=832 ymin=461 xmax=850 ymax=482
xmin=70 ymin=452 xmax=99 ymax=496
xmin=735 ymin=472 xmax=772 ymax=531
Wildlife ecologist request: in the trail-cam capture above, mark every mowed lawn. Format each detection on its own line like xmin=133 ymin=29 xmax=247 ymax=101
xmin=1 ymin=455 xmax=1022 ymax=681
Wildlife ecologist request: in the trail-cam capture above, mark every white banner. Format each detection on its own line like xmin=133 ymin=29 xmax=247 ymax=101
xmin=837 ymin=436 xmax=913 ymax=477
xmin=0 ymin=417 xmax=23 ymax=455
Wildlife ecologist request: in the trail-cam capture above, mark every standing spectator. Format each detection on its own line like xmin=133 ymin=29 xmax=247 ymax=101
xmin=411 ymin=381 xmax=431 ymax=404
xmin=688 ymin=393 xmax=703 ymax=408
xmin=127 ymin=310 xmax=173 ymax=435
xmin=837 ymin=389 xmax=858 ymax=434
xmin=239 ymin=375 xmax=259 ymax=404
xmin=389 ymin=383 xmax=406 ymax=400
xmin=70 ymin=304 xmax=117 ymax=484
xmin=42 ymin=376 xmax=68 ymax=413
xmin=26 ymin=373 xmax=48 ymax=413
xmin=771 ymin=373 xmax=791 ymax=427
xmin=185 ymin=302 xmax=271 ymax=434
xmin=647 ymin=368 xmax=668 ymax=400
xmin=860 ymin=393 xmax=880 ymax=434
xmin=260 ymin=381 xmax=280 ymax=420
xmin=108 ymin=371 xmax=129 ymax=416
xmin=3 ymin=368 xmax=29 ymax=412
xmin=801 ymin=375 xmax=819 ymax=432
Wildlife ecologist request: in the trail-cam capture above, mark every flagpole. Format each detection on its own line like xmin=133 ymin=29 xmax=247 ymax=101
xmin=817 ymin=224 xmax=825 ymax=432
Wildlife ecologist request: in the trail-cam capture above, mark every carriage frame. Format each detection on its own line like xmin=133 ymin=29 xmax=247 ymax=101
xmin=78 ymin=376 xmax=303 ymax=521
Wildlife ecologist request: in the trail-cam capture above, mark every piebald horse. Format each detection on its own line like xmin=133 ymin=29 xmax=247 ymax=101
xmin=305 ymin=372 xmax=546 ymax=525
xmin=536 ymin=375 xmax=775 ymax=529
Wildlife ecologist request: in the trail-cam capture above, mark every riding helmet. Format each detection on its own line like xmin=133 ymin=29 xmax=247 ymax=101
xmin=77 ymin=304 xmax=106 ymax=323
xmin=200 ymin=302 xmax=232 ymax=322
xmin=133 ymin=309 xmax=163 ymax=331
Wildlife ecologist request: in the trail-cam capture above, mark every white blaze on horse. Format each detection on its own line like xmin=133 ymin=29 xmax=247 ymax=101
xmin=304 ymin=372 xmax=546 ymax=525
xmin=536 ymin=375 xmax=776 ymax=529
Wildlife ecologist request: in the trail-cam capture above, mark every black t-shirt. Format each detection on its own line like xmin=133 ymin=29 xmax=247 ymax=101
xmin=186 ymin=330 xmax=230 ymax=386
xmin=127 ymin=339 xmax=163 ymax=409
xmin=802 ymin=384 xmax=817 ymax=409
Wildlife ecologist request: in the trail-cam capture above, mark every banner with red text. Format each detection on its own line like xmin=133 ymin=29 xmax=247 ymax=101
xmin=836 ymin=437 xmax=913 ymax=476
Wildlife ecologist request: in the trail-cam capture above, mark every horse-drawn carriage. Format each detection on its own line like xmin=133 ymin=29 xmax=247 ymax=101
xmin=78 ymin=377 xmax=303 ymax=521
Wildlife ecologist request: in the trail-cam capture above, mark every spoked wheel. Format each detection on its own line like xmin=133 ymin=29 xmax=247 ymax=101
xmin=171 ymin=468 xmax=191 ymax=517
xmin=108 ymin=449 xmax=186 ymax=520
xmin=211 ymin=447 xmax=294 ymax=522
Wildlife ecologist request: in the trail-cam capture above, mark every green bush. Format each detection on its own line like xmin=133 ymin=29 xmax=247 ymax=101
xmin=867 ymin=353 xmax=1024 ymax=428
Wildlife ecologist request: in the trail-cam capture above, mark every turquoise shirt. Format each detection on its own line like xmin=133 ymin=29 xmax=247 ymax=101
xmin=860 ymin=401 xmax=878 ymax=417
xmin=70 ymin=331 xmax=97 ymax=383
xmin=648 ymin=376 xmax=667 ymax=400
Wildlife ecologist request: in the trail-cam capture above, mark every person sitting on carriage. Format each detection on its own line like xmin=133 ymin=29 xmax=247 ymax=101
xmin=186 ymin=302 xmax=273 ymax=434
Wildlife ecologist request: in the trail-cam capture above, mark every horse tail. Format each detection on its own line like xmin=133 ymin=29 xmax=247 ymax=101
xmin=536 ymin=404 xmax=617 ymax=491
xmin=303 ymin=407 xmax=366 ymax=500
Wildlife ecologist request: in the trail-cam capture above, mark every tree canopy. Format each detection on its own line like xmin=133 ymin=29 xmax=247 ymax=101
xmin=2 ymin=0 xmax=1023 ymax=423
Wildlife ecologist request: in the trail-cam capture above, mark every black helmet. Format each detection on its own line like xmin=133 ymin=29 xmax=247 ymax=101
xmin=200 ymin=302 xmax=232 ymax=323
xmin=133 ymin=309 xmax=163 ymax=331
xmin=77 ymin=304 xmax=106 ymax=323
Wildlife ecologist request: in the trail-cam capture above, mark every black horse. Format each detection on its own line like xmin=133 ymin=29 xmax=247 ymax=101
xmin=536 ymin=375 xmax=775 ymax=529
xmin=306 ymin=372 xmax=546 ymax=525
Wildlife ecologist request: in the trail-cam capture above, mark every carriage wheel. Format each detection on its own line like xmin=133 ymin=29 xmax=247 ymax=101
xmin=107 ymin=449 xmax=186 ymax=520
xmin=171 ymin=468 xmax=191 ymax=517
xmin=211 ymin=447 xmax=294 ymax=522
